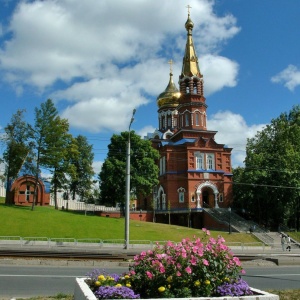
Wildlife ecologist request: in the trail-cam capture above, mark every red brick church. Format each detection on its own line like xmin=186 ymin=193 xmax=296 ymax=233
xmin=140 ymin=11 xmax=233 ymax=229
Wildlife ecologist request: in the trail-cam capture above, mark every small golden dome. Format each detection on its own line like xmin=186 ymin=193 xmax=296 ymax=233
xmin=157 ymin=72 xmax=181 ymax=108
xmin=185 ymin=14 xmax=194 ymax=31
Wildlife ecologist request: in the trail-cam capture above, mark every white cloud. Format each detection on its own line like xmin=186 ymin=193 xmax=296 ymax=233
xmin=137 ymin=125 xmax=156 ymax=139
xmin=271 ymin=65 xmax=300 ymax=91
xmin=0 ymin=0 xmax=241 ymax=134
xmin=93 ymin=161 xmax=103 ymax=175
xmin=208 ymin=111 xmax=266 ymax=167
xmin=202 ymin=55 xmax=239 ymax=95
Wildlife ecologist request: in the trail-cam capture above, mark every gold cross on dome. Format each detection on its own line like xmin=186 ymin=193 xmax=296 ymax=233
xmin=186 ymin=4 xmax=192 ymax=15
xmin=168 ymin=59 xmax=173 ymax=73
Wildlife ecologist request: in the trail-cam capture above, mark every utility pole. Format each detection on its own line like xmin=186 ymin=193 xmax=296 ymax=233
xmin=124 ymin=109 xmax=136 ymax=249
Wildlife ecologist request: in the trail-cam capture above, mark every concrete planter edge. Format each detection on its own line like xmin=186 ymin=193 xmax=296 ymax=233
xmin=74 ymin=278 xmax=279 ymax=300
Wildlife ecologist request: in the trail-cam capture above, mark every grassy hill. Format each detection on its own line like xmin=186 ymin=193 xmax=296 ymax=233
xmin=0 ymin=197 xmax=259 ymax=244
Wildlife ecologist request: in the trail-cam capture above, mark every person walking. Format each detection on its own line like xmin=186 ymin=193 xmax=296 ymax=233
xmin=286 ymin=234 xmax=291 ymax=251
xmin=281 ymin=234 xmax=285 ymax=251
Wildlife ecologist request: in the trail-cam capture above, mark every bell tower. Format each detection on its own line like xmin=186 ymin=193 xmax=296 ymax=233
xmin=178 ymin=9 xmax=207 ymax=131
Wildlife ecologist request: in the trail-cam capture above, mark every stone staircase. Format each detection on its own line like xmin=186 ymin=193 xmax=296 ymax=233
xmin=204 ymin=208 xmax=265 ymax=233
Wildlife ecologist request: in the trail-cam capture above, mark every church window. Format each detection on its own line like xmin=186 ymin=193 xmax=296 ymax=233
xmin=162 ymin=194 xmax=166 ymax=209
xmin=206 ymin=154 xmax=215 ymax=170
xmin=219 ymin=193 xmax=223 ymax=202
xmin=26 ymin=185 xmax=31 ymax=201
xmin=193 ymin=83 xmax=197 ymax=94
xmin=185 ymin=113 xmax=189 ymax=126
xmin=195 ymin=113 xmax=199 ymax=126
xmin=159 ymin=156 xmax=166 ymax=175
xmin=195 ymin=152 xmax=204 ymax=169
xmin=177 ymin=187 xmax=185 ymax=203
xmin=167 ymin=117 xmax=171 ymax=127
xmin=195 ymin=152 xmax=215 ymax=170
xmin=174 ymin=117 xmax=177 ymax=127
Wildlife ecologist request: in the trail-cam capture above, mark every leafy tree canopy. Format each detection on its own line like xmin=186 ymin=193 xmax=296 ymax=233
xmin=233 ymin=105 xmax=300 ymax=230
xmin=99 ymin=131 xmax=159 ymax=206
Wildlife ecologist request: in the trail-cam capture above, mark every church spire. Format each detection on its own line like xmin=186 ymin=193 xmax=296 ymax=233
xmin=178 ymin=6 xmax=206 ymax=131
xmin=181 ymin=5 xmax=202 ymax=78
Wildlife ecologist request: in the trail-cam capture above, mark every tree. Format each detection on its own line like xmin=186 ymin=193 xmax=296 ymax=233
xmin=69 ymin=135 xmax=95 ymax=202
xmin=1 ymin=109 xmax=32 ymax=205
xmin=99 ymin=131 xmax=159 ymax=207
xmin=233 ymin=105 xmax=300 ymax=230
xmin=30 ymin=99 xmax=71 ymax=210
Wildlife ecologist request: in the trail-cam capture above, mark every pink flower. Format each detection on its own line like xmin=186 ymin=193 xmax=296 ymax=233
xmin=185 ymin=266 xmax=192 ymax=274
xmin=202 ymin=259 xmax=209 ymax=266
xmin=190 ymin=255 xmax=197 ymax=265
xmin=233 ymin=257 xmax=241 ymax=266
xmin=159 ymin=266 xmax=165 ymax=273
xmin=146 ymin=271 xmax=153 ymax=279
xmin=209 ymin=237 xmax=216 ymax=244
xmin=176 ymin=271 xmax=181 ymax=277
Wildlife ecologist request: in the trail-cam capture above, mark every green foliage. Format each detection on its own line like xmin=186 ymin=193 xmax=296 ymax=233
xmin=1 ymin=109 xmax=32 ymax=204
xmin=69 ymin=135 xmax=95 ymax=201
xmin=30 ymin=99 xmax=72 ymax=210
xmin=233 ymin=105 xmax=300 ymax=230
xmin=99 ymin=131 xmax=159 ymax=206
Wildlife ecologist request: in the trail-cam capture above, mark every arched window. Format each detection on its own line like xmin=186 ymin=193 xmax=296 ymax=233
xmin=195 ymin=152 xmax=204 ymax=169
xmin=193 ymin=83 xmax=197 ymax=94
xmin=185 ymin=113 xmax=189 ymax=126
xmin=206 ymin=154 xmax=215 ymax=170
xmin=177 ymin=187 xmax=186 ymax=203
xmin=195 ymin=113 xmax=199 ymax=126
xmin=167 ymin=117 xmax=171 ymax=127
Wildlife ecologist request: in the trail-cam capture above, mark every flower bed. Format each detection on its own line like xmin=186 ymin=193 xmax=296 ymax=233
xmin=74 ymin=278 xmax=279 ymax=300
xmin=74 ymin=229 xmax=279 ymax=300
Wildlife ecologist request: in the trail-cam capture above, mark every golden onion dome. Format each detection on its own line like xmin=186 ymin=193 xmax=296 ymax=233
xmin=185 ymin=14 xmax=194 ymax=31
xmin=157 ymin=72 xmax=181 ymax=108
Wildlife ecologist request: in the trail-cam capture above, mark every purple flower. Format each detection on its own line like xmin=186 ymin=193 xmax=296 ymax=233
xmin=216 ymin=279 xmax=253 ymax=297
xmin=95 ymin=286 xmax=140 ymax=299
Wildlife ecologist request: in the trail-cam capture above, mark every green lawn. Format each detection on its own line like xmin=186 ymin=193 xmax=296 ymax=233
xmin=0 ymin=198 xmax=259 ymax=243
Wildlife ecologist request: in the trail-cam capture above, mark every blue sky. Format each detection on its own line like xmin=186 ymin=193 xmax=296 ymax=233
xmin=0 ymin=0 xmax=300 ymax=177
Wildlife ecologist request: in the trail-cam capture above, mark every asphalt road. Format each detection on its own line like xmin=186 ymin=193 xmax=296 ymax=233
xmin=0 ymin=263 xmax=300 ymax=299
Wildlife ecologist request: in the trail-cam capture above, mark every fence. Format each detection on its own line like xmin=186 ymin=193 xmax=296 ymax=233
xmin=1 ymin=235 xmax=299 ymax=253
xmin=50 ymin=198 xmax=119 ymax=212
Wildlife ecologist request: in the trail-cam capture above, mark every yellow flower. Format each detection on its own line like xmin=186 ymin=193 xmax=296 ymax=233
xmin=204 ymin=280 xmax=210 ymax=285
xmin=158 ymin=286 xmax=166 ymax=293
xmin=194 ymin=280 xmax=201 ymax=286
xmin=166 ymin=276 xmax=172 ymax=283
xmin=94 ymin=281 xmax=101 ymax=287
xmin=115 ymin=284 xmax=122 ymax=288
xmin=124 ymin=275 xmax=130 ymax=279
xmin=98 ymin=275 xmax=106 ymax=281
xmin=224 ymin=277 xmax=230 ymax=282
xmin=126 ymin=283 xmax=131 ymax=288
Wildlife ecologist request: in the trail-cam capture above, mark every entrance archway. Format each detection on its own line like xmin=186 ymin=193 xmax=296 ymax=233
xmin=195 ymin=181 xmax=219 ymax=208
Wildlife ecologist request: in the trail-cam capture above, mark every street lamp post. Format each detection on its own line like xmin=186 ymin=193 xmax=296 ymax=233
xmin=228 ymin=207 xmax=232 ymax=234
xmin=124 ymin=109 xmax=136 ymax=250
